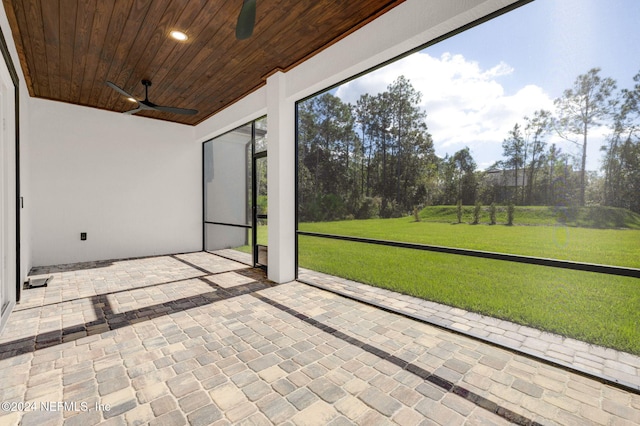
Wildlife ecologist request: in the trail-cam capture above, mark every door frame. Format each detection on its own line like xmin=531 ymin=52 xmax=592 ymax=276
xmin=252 ymin=150 xmax=267 ymax=268
xmin=0 ymin=25 xmax=19 ymax=332
xmin=202 ymin=117 xmax=267 ymax=267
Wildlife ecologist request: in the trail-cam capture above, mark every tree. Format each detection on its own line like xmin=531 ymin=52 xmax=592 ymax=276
xmin=354 ymin=94 xmax=376 ymax=198
xmin=523 ymin=110 xmax=551 ymax=204
xmin=437 ymin=154 xmax=457 ymax=205
xmin=386 ymin=76 xmax=435 ymax=213
xmin=554 ymin=68 xmax=616 ymax=206
xmin=369 ymin=92 xmax=393 ymax=214
xmin=502 ymin=123 xmax=525 ymax=204
xmin=353 ymin=76 xmax=435 ymax=217
xmin=297 ymin=93 xmax=357 ymax=220
xmin=544 ymin=144 xmax=561 ymax=204
xmin=450 ymin=147 xmax=477 ymax=204
xmin=603 ymin=70 xmax=640 ymax=213
xmin=298 ymin=75 xmax=437 ymax=221
xmin=541 ymin=143 xmax=579 ymax=207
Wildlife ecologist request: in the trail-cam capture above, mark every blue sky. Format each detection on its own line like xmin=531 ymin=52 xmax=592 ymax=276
xmin=334 ymin=0 xmax=640 ymax=171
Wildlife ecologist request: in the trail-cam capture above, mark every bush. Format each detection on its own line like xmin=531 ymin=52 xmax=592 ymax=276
xmin=489 ymin=202 xmax=497 ymax=225
xmin=456 ymin=200 xmax=463 ymax=223
xmin=472 ymin=202 xmax=482 ymax=225
xmin=301 ymin=194 xmax=348 ymax=222
xmin=507 ymin=203 xmax=515 ymax=226
xmin=380 ymin=201 xmax=404 ymax=218
xmin=355 ymin=197 xmax=381 ymax=220
xmin=413 ymin=206 xmax=421 ymax=222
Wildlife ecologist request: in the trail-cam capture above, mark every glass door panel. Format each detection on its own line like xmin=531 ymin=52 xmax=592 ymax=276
xmin=203 ymin=124 xmax=252 ymax=254
xmin=254 ymin=153 xmax=268 ymax=266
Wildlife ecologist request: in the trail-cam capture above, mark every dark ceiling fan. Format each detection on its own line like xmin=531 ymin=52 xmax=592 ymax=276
xmin=236 ymin=0 xmax=256 ymax=40
xmin=106 ymin=79 xmax=198 ymax=115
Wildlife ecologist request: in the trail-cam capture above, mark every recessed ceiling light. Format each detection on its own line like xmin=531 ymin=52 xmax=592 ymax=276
xmin=170 ymin=31 xmax=188 ymax=41
xmin=127 ymin=97 xmax=137 ymax=103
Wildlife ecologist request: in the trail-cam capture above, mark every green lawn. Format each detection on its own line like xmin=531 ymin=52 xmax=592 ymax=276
xmin=299 ymin=217 xmax=640 ymax=268
xmin=296 ymin=216 xmax=640 ymax=354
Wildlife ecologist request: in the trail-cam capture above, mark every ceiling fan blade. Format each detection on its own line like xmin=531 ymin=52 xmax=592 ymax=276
xmin=106 ymin=81 xmax=136 ymax=99
xmin=123 ymin=107 xmax=143 ymax=115
xmin=235 ymin=0 xmax=256 ymax=40
xmin=154 ymin=105 xmax=199 ymax=115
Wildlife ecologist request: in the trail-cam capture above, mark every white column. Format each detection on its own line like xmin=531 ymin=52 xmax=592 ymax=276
xmin=266 ymin=71 xmax=296 ymax=283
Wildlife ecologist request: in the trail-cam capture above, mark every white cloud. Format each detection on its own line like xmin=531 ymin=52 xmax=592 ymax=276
xmin=334 ymin=52 xmax=559 ymax=169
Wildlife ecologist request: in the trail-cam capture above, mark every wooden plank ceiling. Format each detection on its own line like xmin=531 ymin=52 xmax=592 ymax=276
xmin=2 ymin=0 xmax=405 ymax=125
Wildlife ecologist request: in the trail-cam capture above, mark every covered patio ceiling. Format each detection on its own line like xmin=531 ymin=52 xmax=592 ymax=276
xmin=2 ymin=0 xmax=405 ymax=125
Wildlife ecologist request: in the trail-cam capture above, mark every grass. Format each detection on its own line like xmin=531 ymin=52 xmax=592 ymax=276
xmin=299 ymin=217 xmax=640 ymax=268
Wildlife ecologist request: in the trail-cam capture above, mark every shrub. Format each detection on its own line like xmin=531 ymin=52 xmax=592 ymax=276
xmin=413 ymin=206 xmax=421 ymax=222
xmin=489 ymin=202 xmax=497 ymax=225
xmin=355 ymin=197 xmax=381 ymax=220
xmin=472 ymin=202 xmax=482 ymax=225
xmin=507 ymin=203 xmax=515 ymax=226
xmin=391 ymin=203 xmax=405 ymax=218
xmin=303 ymin=194 xmax=347 ymax=221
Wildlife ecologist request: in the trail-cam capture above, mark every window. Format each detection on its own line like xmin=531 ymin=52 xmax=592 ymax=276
xmin=296 ymin=0 xmax=640 ymax=354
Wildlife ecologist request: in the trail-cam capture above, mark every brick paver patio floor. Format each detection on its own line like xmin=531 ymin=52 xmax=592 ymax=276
xmin=0 ymin=251 xmax=638 ymax=425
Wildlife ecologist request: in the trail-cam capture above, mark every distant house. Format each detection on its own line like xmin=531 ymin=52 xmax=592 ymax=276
xmin=482 ymin=165 xmax=579 ymax=205
xmin=481 ymin=168 xmax=530 ymax=203
xmin=484 ymin=168 xmax=529 ymax=188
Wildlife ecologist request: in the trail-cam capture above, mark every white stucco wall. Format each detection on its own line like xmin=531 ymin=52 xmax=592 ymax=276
xmin=28 ymin=99 xmax=200 ymax=266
